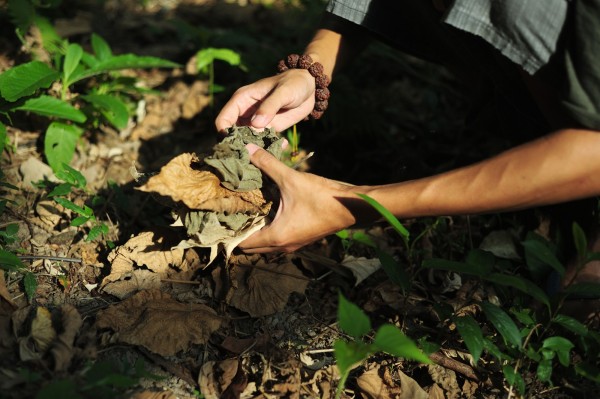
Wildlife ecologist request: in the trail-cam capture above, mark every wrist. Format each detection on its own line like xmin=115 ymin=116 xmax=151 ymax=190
xmin=277 ymin=54 xmax=330 ymax=120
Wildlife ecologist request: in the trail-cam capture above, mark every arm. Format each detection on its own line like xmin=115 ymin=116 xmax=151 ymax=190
xmin=215 ymin=13 xmax=369 ymax=132
xmin=240 ymin=128 xmax=600 ymax=253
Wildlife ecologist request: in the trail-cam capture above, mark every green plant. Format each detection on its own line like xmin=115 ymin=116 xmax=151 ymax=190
xmin=0 ymin=166 xmax=37 ymax=300
xmin=423 ymin=222 xmax=600 ymax=395
xmin=334 ymin=292 xmax=431 ymax=398
xmin=196 ymin=47 xmax=246 ymax=107
xmin=33 ymin=358 xmax=161 ymax=399
xmin=43 ymin=164 xmax=110 ymax=242
xmin=1 ymin=1 xmax=179 ymax=173
xmin=337 ymin=194 xmax=442 ymax=292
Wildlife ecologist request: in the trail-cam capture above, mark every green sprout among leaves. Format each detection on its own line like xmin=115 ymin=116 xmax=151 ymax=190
xmin=196 ymin=47 xmax=246 ymax=107
xmin=334 ymin=292 xmax=431 ymax=398
xmin=47 ymin=164 xmax=109 ymax=242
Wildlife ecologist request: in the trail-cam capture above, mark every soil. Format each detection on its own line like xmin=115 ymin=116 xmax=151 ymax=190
xmin=0 ymin=1 xmax=598 ymax=399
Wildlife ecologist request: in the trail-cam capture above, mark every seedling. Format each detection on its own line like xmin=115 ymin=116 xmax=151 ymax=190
xmin=1 ymin=5 xmax=179 ymax=173
xmin=423 ymin=222 xmax=600 ymax=394
xmin=334 ymin=292 xmax=430 ymax=398
xmin=196 ymin=47 xmax=246 ymax=107
xmin=46 ymin=164 xmax=110 ymax=242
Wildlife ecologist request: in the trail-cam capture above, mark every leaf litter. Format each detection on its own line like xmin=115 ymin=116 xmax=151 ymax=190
xmin=0 ymin=2 xmax=556 ymax=397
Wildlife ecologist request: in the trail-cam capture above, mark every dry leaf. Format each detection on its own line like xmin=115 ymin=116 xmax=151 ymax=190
xmin=175 ymin=215 xmax=266 ymax=265
xmin=50 ymin=304 xmax=83 ymax=371
xmin=95 ymin=289 xmax=222 ymax=356
xmin=101 ymin=229 xmax=198 ymax=299
xmin=0 ymin=273 xmax=15 ymax=308
xmin=0 ymin=274 xmax=16 ymax=352
xmin=198 ymin=359 xmax=241 ymax=399
xmin=102 ymin=269 xmax=162 ymax=300
xmin=30 ymin=307 xmax=56 ymax=352
xmin=130 ymin=390 xmax=182 ymax=399
xmin=138 ymin=153 xmax=269 ymax=214
xmin=340 ymin=255 xmax=381 ymax=286
xmin=225 ymin=255 xmax=309 ymax=317
xmin=357 ymin=367 xmax=428 ymax=399
xmin=427 ymin=383 xmax=446 ymax=399
xmin=428 ymin=364 xmax=461 ymax=399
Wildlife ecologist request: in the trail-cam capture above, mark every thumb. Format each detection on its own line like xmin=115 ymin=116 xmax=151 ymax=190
xmin=246 ymin=143 xmax=291 ymax=185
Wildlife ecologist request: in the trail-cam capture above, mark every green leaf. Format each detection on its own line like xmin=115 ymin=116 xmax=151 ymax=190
xmin=376 ymin=248 xmax=410 ymax=291
xmin=572 ymin=222 xmax=587 ymax=260
xmin=0 ymin=249 xmax=24 ymax=271
xmin=71 ymin=216 xmax=89 ymax=227
xmin=44 ymin=122 xmax=83 ymax=173
xmin=91 ymin=33 xmax=113 ymax=61
xmin=542 ymin=336 xmax=574 ymax=367
xmin=53 ymin=197 xmax=93 ymax=218
xmin=63 ymin=43 xmax=84 ymax=85
xmin=87 ymin=224 xmax=109 ymax=242
xmin=7 ymin=0 xmax=35 ymax=33
xmin=338 ymin=292 xmax=371 ymax=340
xmin=69 ymin=54 xmax=180 ymax=85
xmin=23 ymin=272 xmax=37 ymax=301
xmin=0 ymin=122 xmax=6 ymax=155
xmin=454 ymin=315 xmax=484 ymax=364
xmin=563 ymin=282 xmax=600 ymax=298
xmin=484 ymin=273 xmax=550 ymax=310
xmin=522 ymin=239 xmax=565 ymax=277
xmin=81 ymin=93 xmax=129 ymax=130
xmin=196 ymin=48 xmax=242 ymax=72
xmin=55 ymin=164 xmax=87 ymax=189
xmin=35 ymin=378 xmax=83 ymax=399
xmin=34 ymin=15 xmax=64 ymax=55
xmin=536 ymin=358 xmax=553 ymax=383
xmin=351 ymin=231 xmax=377 ymax=248
xmin=372 ymin=324 xmax=431 ymax=363
xmin=575 ymin=363 xmax=600 ymax=383
xmin=502 ymin=366 xmax=525 ymax=395
xmin=356 ymin=193 xmax=409 ymax=243
xmin=334 ymin=340 xmax=370 ymax=376
xmin=552 ymin=314 xmax=588 ymax=336
xmin=47 ymin=183 xmax=73 ymax=197
xmin=0 ymin=61 xmax=59 ymax=102
xmin=481 ymin=302 xmax=522 ymax=348
xmin=14 ymin=95 xmax=87 ymax=123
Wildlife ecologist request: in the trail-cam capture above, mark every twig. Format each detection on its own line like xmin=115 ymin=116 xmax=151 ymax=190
xmin=305 ymin=348 xmax=335 ymax=355
xmin=429 ymin=351 xmax=492 ymax=386
xmin=18 ymin=255 xmax=82 ymax=263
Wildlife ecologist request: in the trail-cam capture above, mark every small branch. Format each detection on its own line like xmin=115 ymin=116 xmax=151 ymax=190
xmin=18 ymin=255 xmax=83 ymax=263
xmin=429 ymin=351 xmax=492 ymax=386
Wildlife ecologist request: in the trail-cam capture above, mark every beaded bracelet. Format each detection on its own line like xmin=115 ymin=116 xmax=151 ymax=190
xmin=276 ymin=54 xmax=330 ymax=120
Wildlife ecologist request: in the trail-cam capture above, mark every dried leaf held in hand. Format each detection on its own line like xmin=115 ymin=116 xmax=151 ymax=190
xmin=138 ymin=152 xmax=269 ymax=214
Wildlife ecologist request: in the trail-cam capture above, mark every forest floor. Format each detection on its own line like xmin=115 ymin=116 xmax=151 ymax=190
xmin=1 ymin=1 xmax=599 ymax=398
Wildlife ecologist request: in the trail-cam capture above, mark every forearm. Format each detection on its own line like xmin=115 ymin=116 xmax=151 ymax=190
xmin=304 ymin=13 xmax=371 ymax=80
xmin=358 ymin=129 xmax=600 ymax=218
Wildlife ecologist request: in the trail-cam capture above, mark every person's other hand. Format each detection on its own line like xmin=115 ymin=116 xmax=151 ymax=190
xmin=240 ymin=143 xmax=359 ymax=253
xmin=215 ymin=69 xmax=315 ymax=133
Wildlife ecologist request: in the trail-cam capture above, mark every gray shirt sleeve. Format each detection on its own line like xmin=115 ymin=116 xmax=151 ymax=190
xmin=443 ymin=0 xmax=568 ymax=75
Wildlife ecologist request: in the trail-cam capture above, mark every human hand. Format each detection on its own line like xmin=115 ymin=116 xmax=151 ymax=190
xmin=215 ymin=69 xmax=315 ymax=133
xmin=239 ymin=143 xmax=361 ymax=253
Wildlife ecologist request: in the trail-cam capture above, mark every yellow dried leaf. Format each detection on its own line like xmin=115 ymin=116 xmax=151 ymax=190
xmin=137 ymin=153 xmax=269 ymax=214
xmin=31 ymin=307 xmax=56 ymax=352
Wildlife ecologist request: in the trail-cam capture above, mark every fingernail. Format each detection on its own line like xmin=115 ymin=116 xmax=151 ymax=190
xmin=251 ymin=114 xmax=268 ymax=127
xmin=246 ymin=143 xmax=261 ymax=156
xmin=281 ymin=138 xmax=289 ymax=150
